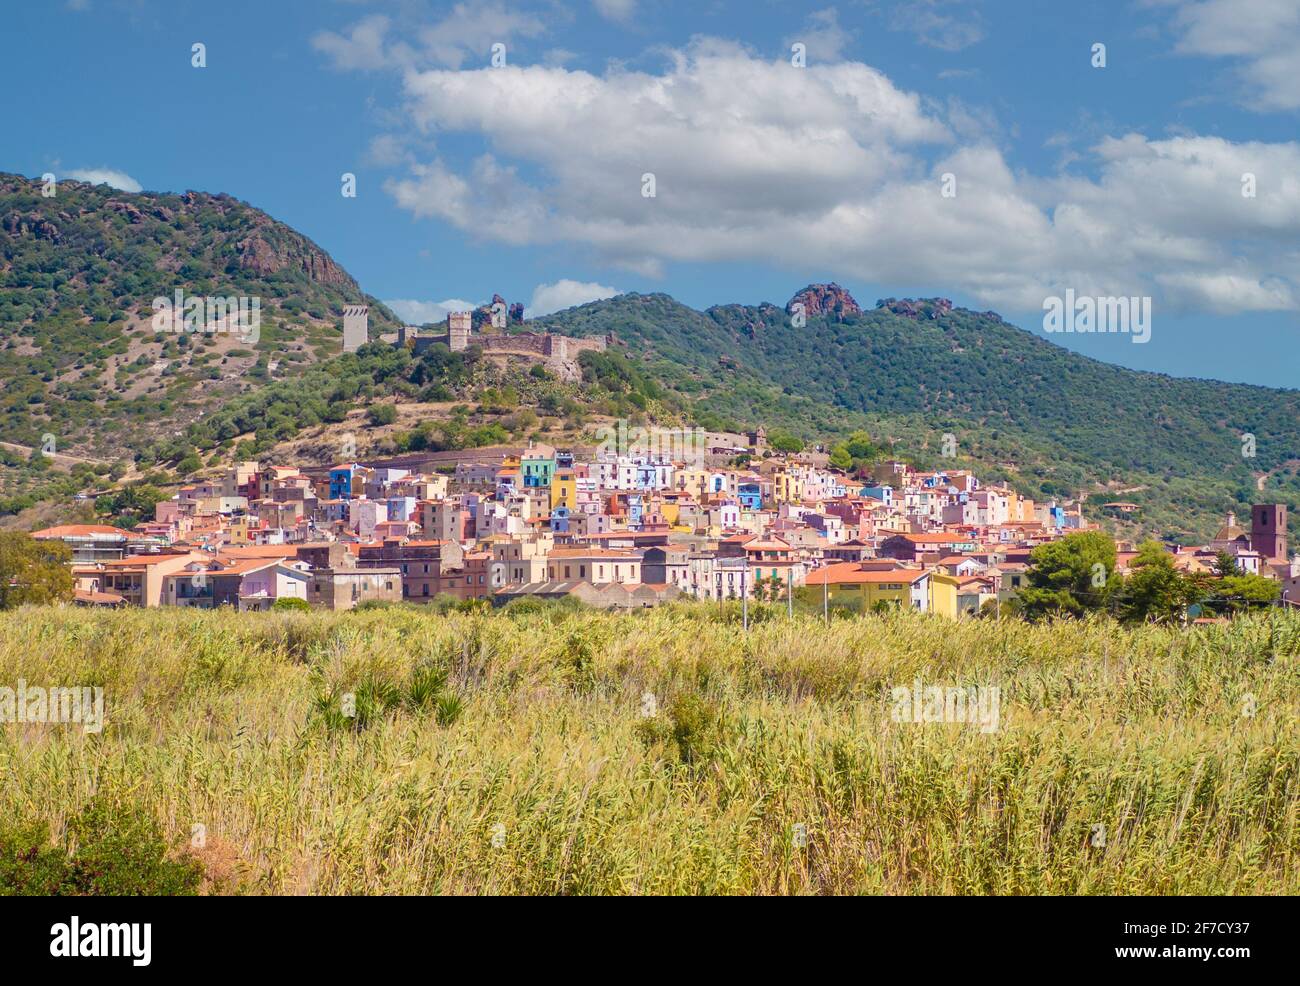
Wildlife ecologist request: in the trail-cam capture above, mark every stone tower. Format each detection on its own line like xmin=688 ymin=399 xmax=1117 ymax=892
xmin=1250 ymin=503 xmax=1287 ymax=561
xmin=448 ymin=311 xmax=472 ymax=352
xmin=342 ymin=305 xmax=369 ymax=353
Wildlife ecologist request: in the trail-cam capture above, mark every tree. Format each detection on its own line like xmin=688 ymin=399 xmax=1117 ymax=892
xmin=95 ymin=484 xmax=164 ymax=529
xmin=1211 ymin=573 xmax=1280 ymax=615
xmin=828 ymin=444 xmax=853 ymax=471
xmin=1016 ymin=531 xmax=1120 ymax=620
xmin=0 ymin=533 xmax=73 ymax=609
xmin=367 ymin=404 xmax=397 ymax=427
xmin=1120 ymin=540 xmax=1196 ymax=623
xmin=1213 ymin=551 xmax=1241 ymax=577
xmin=767 ymin=430 xmax=804 ymax=454
xmin=843 ymin=430 xmax=879 ymax=462
xmin=752 ymin=575 xmax=787 ymax=603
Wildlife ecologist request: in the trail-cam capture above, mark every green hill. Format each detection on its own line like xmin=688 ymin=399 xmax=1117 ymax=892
xmin=0 ymin=172 xmax=399 ymax=461
xmin=535 ymin=291 xmax=1300 ymax=542
xmin=4 ymin=171 xmax=1297 ymax=543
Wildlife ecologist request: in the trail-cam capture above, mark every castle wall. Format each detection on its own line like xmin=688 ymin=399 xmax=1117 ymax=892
xmin=402 ymin=323 xmax=605 ymax=381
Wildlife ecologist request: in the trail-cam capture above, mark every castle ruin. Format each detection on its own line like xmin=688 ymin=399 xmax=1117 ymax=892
xmin=398 ymin=310 xmax=606 ymax=382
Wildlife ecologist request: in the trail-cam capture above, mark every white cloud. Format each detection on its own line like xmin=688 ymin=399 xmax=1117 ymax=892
xmin=1156 ymin=273 xmax=1297 ymax=313
xmin=384 ymin=298 xmax=478 ymax=325
xmin=311 ymin=14 xmax=392 ymax=71
xmin=785 ymin=7 xmax=853 ymax=63
xmin=312 ymin=2 xmax=547 ymax=72
xmin=528 ymin=279 xmax=622 ymax=317
xmin=1160 ymin=0 xmax=1300 ymax=111
xmin=356 ymin=38 xmax=1298 ymax=318
xmin=593 ymin=0 xmax=636 ymax=24
xmin=886 ymin=0 xmax=985 ymax=52
xmin=65 ymin=168 xmax=142 ymax=192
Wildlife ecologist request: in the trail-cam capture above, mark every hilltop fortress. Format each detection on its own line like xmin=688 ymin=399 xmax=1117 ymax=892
xmin=397 ymin=309 xmax=607 ymax=382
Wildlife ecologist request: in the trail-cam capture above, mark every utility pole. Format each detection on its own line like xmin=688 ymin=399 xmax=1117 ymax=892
xmin=823 ymin=569 xmax=828 ymax=625
xmin=788 ymin=566 xmax=793 ymax=619
xmin=742 ymin=558 xmax=749 ymax=632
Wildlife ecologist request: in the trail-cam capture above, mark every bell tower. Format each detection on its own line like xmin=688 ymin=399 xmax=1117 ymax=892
xmin=1250 ymin=503 xmax=1287 ymax=561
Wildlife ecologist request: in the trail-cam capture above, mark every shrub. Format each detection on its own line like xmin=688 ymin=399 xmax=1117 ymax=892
xmin=0 ymin=800 xmax=203 ymax=896
xmin=367 ymin=404 xmax=398 ymax=427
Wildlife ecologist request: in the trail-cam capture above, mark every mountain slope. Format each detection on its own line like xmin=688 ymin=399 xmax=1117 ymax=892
xmin=0 ymin=173 xmax=399 ymax=459
xmin=536 ymin=290 xmax=1300 ymax=541
xmin=3 ymin=171 xmax=1296 ymax=542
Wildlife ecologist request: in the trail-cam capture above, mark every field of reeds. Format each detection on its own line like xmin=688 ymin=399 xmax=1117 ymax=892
xmin=0 ymin=601 xmax=1296 ymax=895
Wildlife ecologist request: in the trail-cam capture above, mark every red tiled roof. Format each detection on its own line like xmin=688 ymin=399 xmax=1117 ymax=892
xmin=31 ymin=524 xmax=141 ymax=539
xmin=806 ymin=566 xmax=922 ymax=586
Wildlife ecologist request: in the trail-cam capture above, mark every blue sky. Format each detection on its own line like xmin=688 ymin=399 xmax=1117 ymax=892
xmin=4 ymin=0 xmax=1299 ymax=387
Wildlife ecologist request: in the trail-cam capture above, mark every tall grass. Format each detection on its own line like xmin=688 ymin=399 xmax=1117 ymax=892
xmin=0 ymin=602 xmax=1295 ymax=894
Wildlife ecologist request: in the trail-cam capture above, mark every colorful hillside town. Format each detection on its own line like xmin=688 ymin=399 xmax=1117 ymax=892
xmin=30 ymin=430 xmax=1296 ymax=617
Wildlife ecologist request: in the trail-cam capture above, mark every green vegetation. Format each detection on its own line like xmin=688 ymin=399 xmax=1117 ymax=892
xmin=0 ymin=799 xmax=204 ymax=896
xmin=538 ymin=293 xmax=1300 ymax=541
xmin=1018 ymin=531 xmax=1280 ymax=622
xmin=0 ymin=531 xmax=73 ymax=608
xmin=0 ymin=172 xmax=398 ymax=463
xmin=0 ymin=605 xmax=1294 ymax=894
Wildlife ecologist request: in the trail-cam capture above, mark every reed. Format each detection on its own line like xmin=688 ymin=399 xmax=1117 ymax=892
xmin=0 ymin=603 xmax=1294 ymax=895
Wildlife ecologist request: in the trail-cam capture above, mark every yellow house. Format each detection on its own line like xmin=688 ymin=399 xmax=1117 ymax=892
xmin=773 ymin=468 xmax=804 ymax=505
xmin=658 ymin=498 xmax=682 ymax=527
xmin=673 ymin=467 xmax=708 ymax=500
xmin=924 ymin=571 xmax=960 ymax=618
xmin=550 ymin=468 xmax=576 ymax=511
xmin=805 ymin=565 xmax=960 ymax=617
xmin=227 ymin=515 xmax=255 ymax=542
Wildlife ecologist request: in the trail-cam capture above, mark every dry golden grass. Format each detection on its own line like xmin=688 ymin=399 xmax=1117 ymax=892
xmin=0 ymin=602 xmax=1295 ymax=894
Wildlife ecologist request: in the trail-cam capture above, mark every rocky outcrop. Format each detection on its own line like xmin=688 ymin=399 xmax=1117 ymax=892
xmin=104 ymin=198 xmax=146 ymax=223
xmin=472 ymin=294 xmax=525 ymax=329
xmin=2 ymin=211 xmax=60 ymax=242
xmin=234 ymin=225 xmax=354 ymax=287
xmin=785 ymin=282 xmax=861 ymax=321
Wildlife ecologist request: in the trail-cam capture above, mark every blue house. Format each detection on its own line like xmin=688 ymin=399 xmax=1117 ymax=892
xmin=738 ymin=482 xmax=762 ymax=511
xmin=550 ymin=504 xmax=571 ymax=533
xmin=329 ymin=464 xmax=361 ymax=500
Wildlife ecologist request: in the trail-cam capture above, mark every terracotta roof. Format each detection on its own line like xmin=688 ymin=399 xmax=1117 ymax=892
xmin=100 ymin=553 xmax=202 ymax=567
xmin=31 ymin=524 xmax=140 ymax=539
xmin=806 ymin=566 xmax=923 ymax=586
xmin=219 ymin=545 xmax=304 ymax=558
xmin=208 ymin=557 xmax=290 ymax=577
xmin=73 ymin=589 xmax=126 ymax=605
